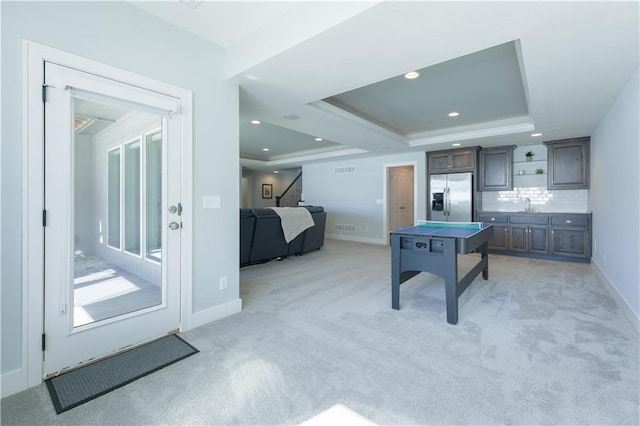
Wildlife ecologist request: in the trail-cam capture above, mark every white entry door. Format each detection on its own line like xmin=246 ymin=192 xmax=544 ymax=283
xmin=43 ymin=62 xmax=182 ymax=375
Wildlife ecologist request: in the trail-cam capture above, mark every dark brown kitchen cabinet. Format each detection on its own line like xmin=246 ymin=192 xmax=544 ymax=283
xmin=479 ymin=145 xmax=516 ymax=191
xmin=477 ymin=211 xmax=591 ymax=262
xmin=544 ymin=137 xmax=590 ymax=189
xmin=509 ymin=225 xmax=548 ymax=254
xmin=509 ymin=214 xmax=549 ymax=254
xmin=428 ymin=147 xmax=479 ymax=173
xmin=550 ymin=214 xmax=592 ymax=258
xmin=477 ymin=214 xmax=508 ymax=250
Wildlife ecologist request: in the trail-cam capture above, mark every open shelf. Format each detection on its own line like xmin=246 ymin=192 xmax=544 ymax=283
xmin=513 ymin=159 xmax=546 ymax=165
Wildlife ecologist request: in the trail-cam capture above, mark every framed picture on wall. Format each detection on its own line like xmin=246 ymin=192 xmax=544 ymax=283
xmin=262 ymin=184 xmax=272 ymax=199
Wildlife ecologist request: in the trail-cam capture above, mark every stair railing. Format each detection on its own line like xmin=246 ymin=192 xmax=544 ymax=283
xmin=275 ymin=172 xmax=302 ymax=207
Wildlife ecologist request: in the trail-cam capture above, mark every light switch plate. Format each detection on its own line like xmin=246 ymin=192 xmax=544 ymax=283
xmin=203 ymin=195 xmax=221 ymax=209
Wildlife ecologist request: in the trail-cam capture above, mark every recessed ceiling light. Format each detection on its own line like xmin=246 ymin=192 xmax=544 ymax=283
xmin=448 ymin=112 xmax=460 ymax=117
xmin=262 ymin=148 xmax=269 ymax=151
xmin=315 ymin=137 xmax=323 ymax=142
xmin=273 ymin=170 xmax=279 ymax=174
xmin=531 ymin=132 xmax=543 ymax=137
xmin=404 ymin=71 xmax=420 ymax=79
xmin=452 ymin=143 xmax=462 ymax=147
xmin=251 ymin=120 xmax=261 ymax=125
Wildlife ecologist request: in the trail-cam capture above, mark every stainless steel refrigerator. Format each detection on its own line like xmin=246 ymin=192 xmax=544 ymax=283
xmin=429 ymin=172 xmax=473 ymax=222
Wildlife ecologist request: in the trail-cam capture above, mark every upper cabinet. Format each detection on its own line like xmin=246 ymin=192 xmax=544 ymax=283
xmin=428 ymin=147 xmax=479 ymax=174
xmin=479 ymin=145 xmax=516 ymax=191
xmin=544 ymin=137 xmax=590 ymax=190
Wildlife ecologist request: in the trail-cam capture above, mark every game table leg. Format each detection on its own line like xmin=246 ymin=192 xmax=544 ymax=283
xmin=391 ymin=234 xmax=400 ymax=310
xmin=481 ymin=242 xmax=489 ymax=280
xmin=443 ymin=238 xmax=459 ymax=325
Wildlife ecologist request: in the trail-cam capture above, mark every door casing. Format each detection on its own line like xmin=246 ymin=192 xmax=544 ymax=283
xmin=388 ymin=166 xmax=415 ymax=231
xmin=23 ymin=40 xmax=193 ymax=389
xmin=383 ymin=161 xmax=418 ymax=245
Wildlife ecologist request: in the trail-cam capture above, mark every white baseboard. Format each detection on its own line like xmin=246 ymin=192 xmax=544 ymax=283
xmin=592 ymin=260 xmax=640 ymax=334
xmin=188 ymin=298 xmax=242 ymax=330
xmin=1 ymin=369 xmax=24 ymax=398
xmin=325 ymin=233 xmax=385 ymax=245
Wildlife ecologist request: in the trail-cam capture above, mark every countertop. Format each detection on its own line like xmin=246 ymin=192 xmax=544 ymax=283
xmin=478 ymin=211 xmax=592 ymax=215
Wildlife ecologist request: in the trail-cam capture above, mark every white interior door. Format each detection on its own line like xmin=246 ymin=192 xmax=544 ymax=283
xmin=43 ymin=62 xmax=182 ymax=375
xmin=388 ymin=166 xmax=414 ymax=231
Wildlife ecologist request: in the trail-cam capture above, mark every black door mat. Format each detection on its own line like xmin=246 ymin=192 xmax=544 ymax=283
xmin=46 ymin=334 xmax=198 ymax=414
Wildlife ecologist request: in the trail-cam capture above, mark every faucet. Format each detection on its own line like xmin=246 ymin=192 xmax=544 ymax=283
xmin=525 ymin=198 xmax=533 ymax=212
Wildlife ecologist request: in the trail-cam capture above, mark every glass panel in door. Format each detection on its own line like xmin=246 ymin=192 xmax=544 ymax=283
xmin=73 ymin=98 xmax=163 ymax=328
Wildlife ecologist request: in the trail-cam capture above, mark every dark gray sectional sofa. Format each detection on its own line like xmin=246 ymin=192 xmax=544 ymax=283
xmin=240 ymin=206 xmax=327 ymax=267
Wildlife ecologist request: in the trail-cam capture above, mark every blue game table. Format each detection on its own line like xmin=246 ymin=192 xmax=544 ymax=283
xmin=390 ymin=221 xmax=494 ymax=324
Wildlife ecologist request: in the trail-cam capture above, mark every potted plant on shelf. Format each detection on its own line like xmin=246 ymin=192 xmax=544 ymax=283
xmin=525 ymin=151 xmax=534 ymax=161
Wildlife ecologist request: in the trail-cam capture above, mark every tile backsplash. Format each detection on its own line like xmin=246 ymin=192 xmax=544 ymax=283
xmin=481 ymin=187 xmax=589 ymax=213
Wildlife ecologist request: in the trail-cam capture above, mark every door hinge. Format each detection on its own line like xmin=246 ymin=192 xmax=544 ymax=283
xmin=42 ymin=209 xmax=47 ymax=227
xmin=42 ymin=85 xmax=47 ymax=102
xmin=42 ymin=333 xmax=46 ymax=351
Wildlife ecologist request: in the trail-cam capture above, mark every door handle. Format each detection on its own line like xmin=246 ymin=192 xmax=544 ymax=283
xmin=168 ymin=221 xmax=181 ymax=230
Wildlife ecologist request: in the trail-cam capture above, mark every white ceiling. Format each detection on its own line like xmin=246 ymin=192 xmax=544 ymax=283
xmin=132 ymin=1 xmax=639 ymax=171
xmin=74 ymin=99 xmax=130 ymax=136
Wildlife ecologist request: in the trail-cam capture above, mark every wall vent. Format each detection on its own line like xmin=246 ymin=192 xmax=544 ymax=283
xmin=334 ymin=224 xmax=358 ymax=233
xmin=334 ymin=166 xmax=356 ymax=174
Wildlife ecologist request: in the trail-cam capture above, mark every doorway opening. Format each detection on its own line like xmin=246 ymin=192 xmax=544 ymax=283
xmin=24 ymin=41 xmax=193 ymax=389
xmin=385 ymin=163 xmax=417 ymax=244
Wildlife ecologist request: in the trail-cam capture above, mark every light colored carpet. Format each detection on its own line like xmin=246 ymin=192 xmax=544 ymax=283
xmin=2 ymin=239 xmax=638 ymax=425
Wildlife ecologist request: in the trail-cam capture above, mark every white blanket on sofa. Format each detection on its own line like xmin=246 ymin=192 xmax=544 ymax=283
xmin=269 ymin=207 xmax=315 ymax=243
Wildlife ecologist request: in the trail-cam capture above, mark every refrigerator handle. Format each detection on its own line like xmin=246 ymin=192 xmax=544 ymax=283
xmin=445 ymin=187 xmax=450 ymax=216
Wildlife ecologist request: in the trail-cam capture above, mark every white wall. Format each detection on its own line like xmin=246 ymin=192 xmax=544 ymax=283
xmin=303 ymin=152 xmax=426 ymax=244
xmin=1 ymin=1 xmax=239 ymax=389
xmin=590 ymin=66 xmax=640 ymax=325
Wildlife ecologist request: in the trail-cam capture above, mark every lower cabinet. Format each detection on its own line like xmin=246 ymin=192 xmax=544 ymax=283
xmin=550 ymin=214 xmax=592 ymax=259
xmin=478 ymin=212 xmax=591 ymax=262
xmin=478 ymin=214 xmax=508 ymax=250
xmin=509 ymin=225 xmax=548 ymax=254
xmin=489 ymin=225 xmax=509 ymax=250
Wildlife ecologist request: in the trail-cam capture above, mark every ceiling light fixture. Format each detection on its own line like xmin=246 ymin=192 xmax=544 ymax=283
xmin=531 ymin=132 xmax=543 ymax=137
xmin=273 ymin=170 xmax=279 ymax=174
xmin=404 ymin=71 xmax=420 ymax=79
xmin=452 ymin=143 xmax=462 ymax=147
xmin=315 ymin=137 xmax=323 ymax=141
xmin=251 ymin=120 xmax=261 ymax=125
xmin=448 ymin=112 xmax=460 ymax=117
xmin=262 ymin=148 xmax=269 ymax=151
